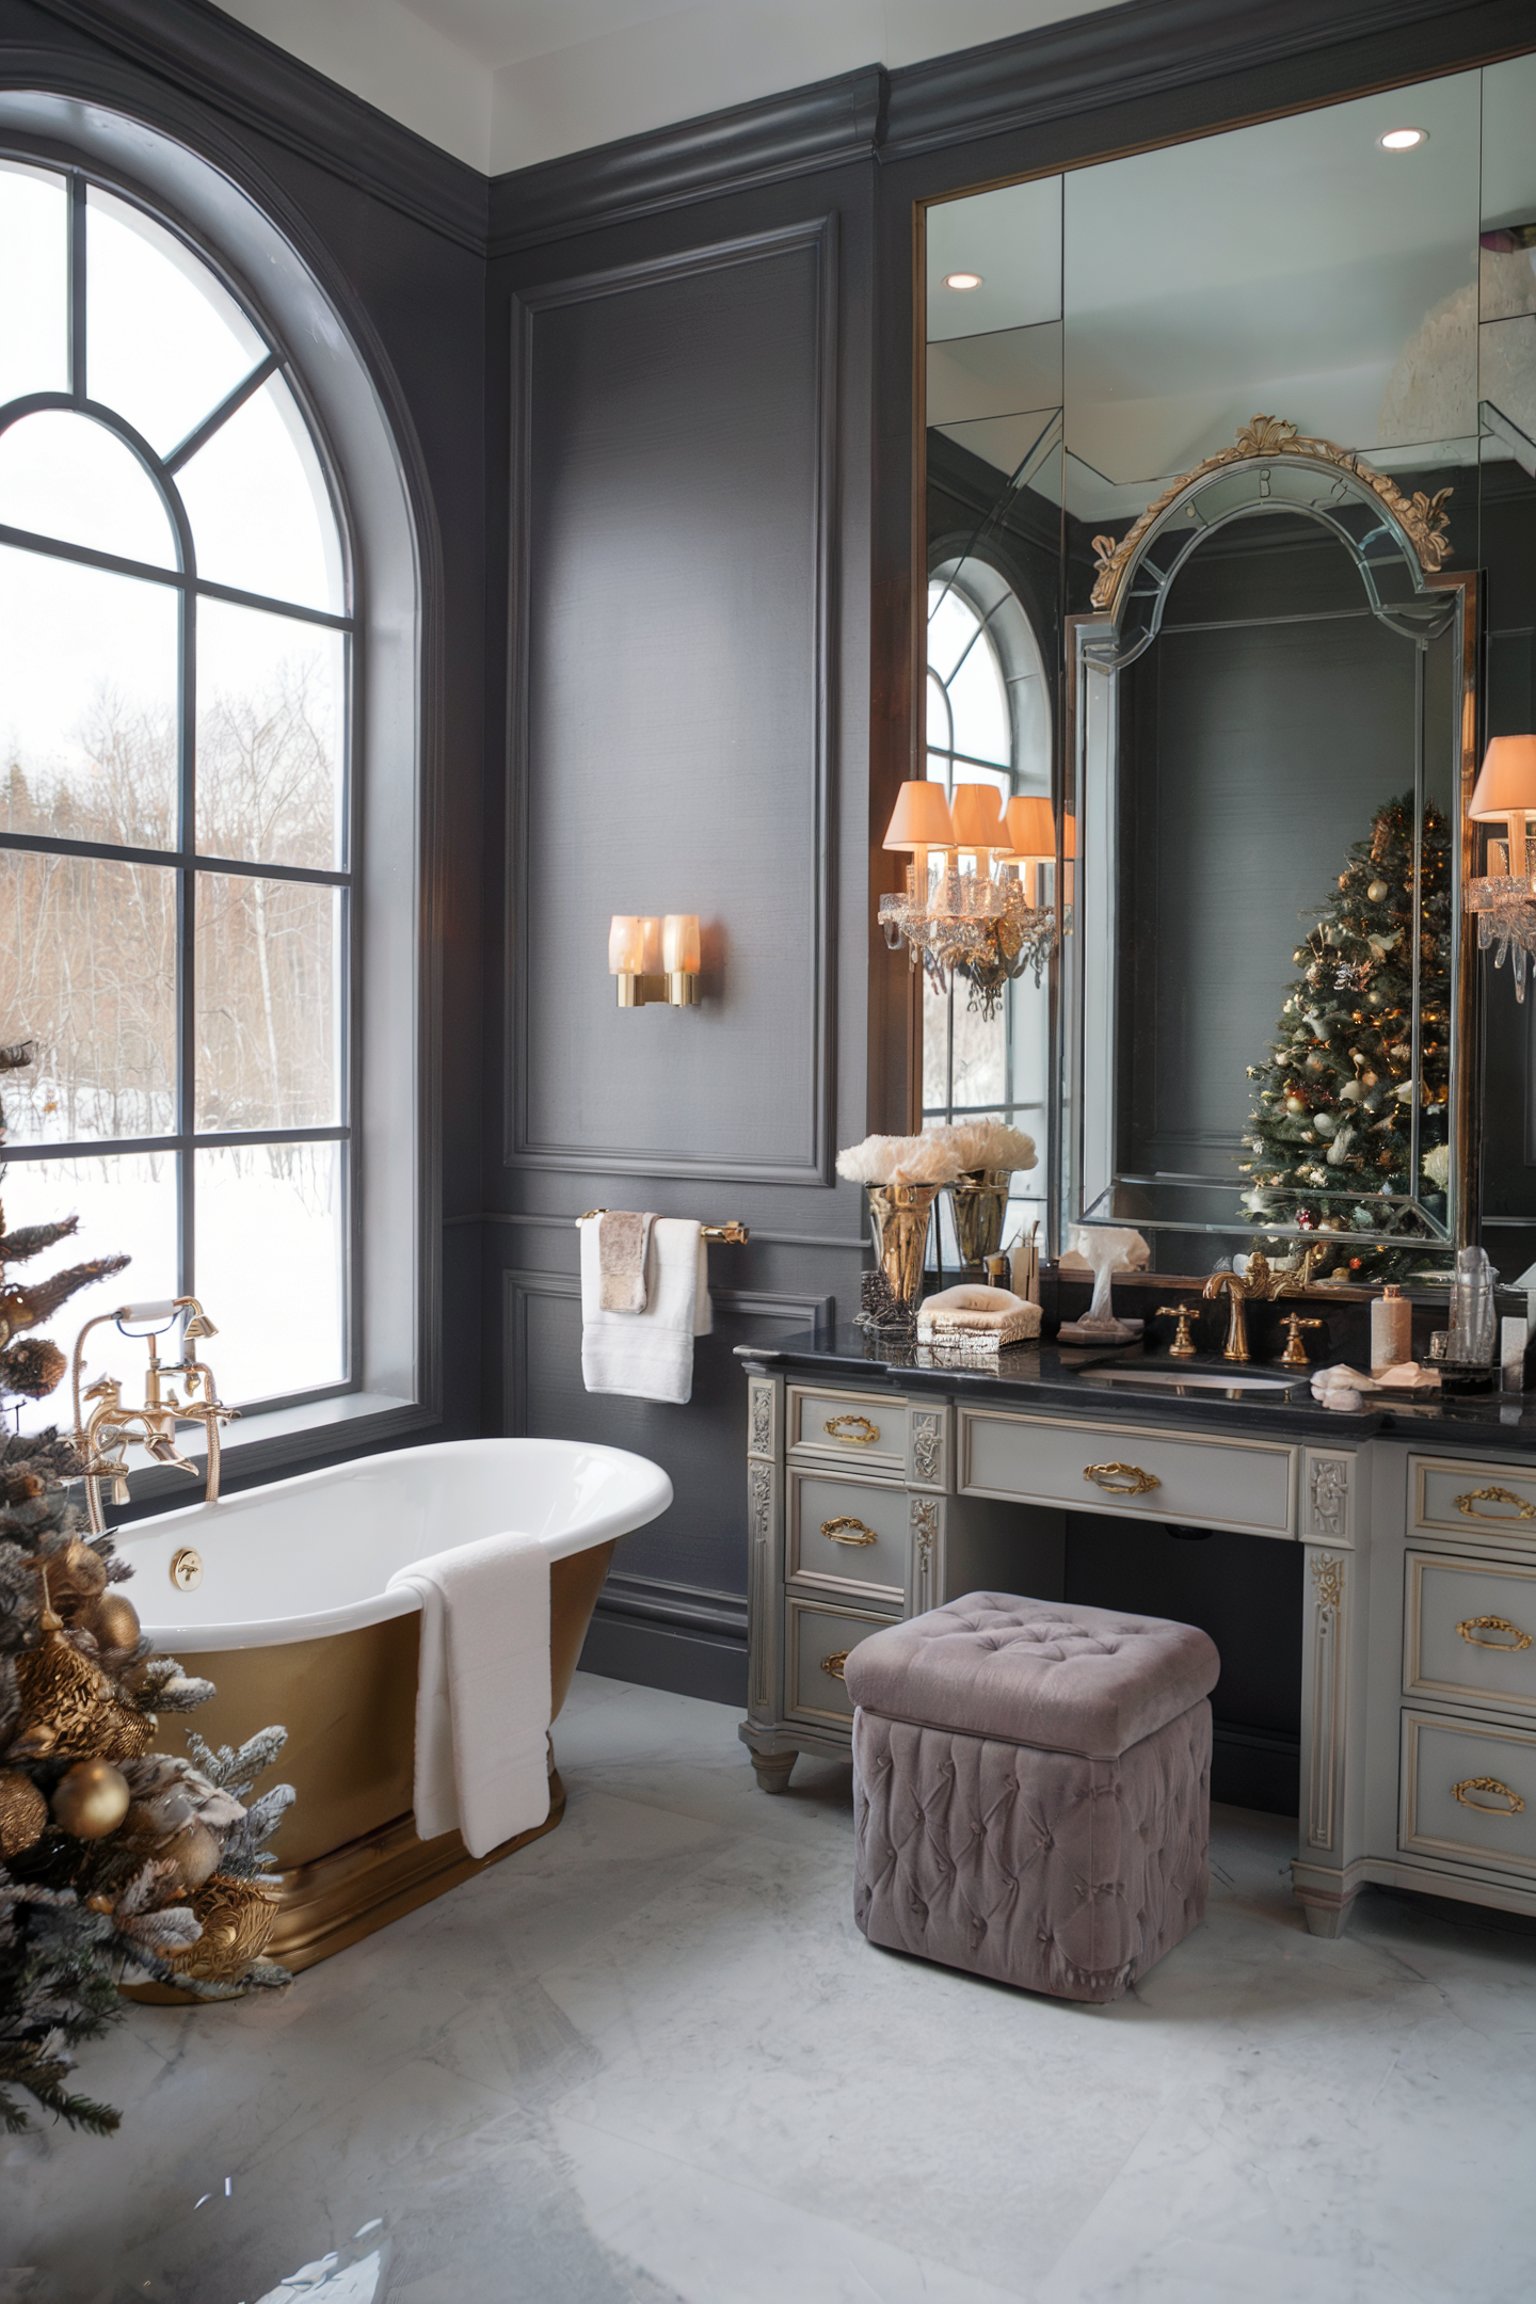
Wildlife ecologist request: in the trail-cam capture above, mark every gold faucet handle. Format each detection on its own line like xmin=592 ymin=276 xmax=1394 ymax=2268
xmin=1155 ymin=1304 xmax=1200 ymax=1359
xmin=1279 ymin=1313 xmax=1324 ymax=1370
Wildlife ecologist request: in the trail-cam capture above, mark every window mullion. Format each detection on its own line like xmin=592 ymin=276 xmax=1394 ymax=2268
xmin=178 ymin=575 xmax=197 ymax=1300
xmin=67 ymin=174 xmax=86 ymax=401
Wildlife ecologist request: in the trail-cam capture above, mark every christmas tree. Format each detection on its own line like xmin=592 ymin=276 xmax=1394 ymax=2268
xmin=1240 ymin=794 xmax=1452 ymax=1281
xmin=0 ymin=1041 xmax=292 ymax=2135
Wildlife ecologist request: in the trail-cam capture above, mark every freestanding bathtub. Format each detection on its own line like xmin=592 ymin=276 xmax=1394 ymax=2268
xmin=119 ymin=1437 xmax=672 ymax=1974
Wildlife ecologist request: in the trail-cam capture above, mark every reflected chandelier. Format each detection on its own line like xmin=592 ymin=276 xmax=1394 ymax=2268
xmin=878 ymin=783 xmax=1070 ymax=1019
xmin=1468 ymin=735 xmax=1536 ymax=1001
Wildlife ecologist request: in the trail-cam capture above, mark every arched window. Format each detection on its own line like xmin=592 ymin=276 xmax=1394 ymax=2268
xmin=0 ymin=158 xmax=353 ymax=1420
xmin=923 ymin=557 xmax=1052 ymax=1241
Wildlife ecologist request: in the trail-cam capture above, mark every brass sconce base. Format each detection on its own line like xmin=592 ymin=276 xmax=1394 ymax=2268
xmin=615 ymin=972 xmax=699 ymax=1008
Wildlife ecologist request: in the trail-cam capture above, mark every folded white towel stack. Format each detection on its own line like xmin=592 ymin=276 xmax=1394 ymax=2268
xmin=579 ymin=1214 xmax=711 ymax=1402
xmin=385 ymin=1530 xmax=551 ymax=1860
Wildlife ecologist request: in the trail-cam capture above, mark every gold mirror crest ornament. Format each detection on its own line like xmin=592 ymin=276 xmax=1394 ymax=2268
xmin=1088 ymin=416 xmax=1454 ymax=616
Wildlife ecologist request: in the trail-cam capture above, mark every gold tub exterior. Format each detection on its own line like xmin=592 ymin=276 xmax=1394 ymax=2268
xmin=134 ymin=1538 xmax=616 ymax=1987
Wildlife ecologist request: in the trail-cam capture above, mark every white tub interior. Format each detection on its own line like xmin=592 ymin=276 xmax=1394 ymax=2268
xmin=117 ymin=1436 xmax=671 ymax=1651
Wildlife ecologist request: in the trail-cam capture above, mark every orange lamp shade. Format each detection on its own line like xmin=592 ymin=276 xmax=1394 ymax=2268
xmin=949 ymin=783 xmax=1005 ymax=849
xmin=1062 ymin=812 xmax=1078 ymax=859
xmin=1001 ymin=795 xmax=1055 ymax=859
xmin=882 ymin=780 xmax=955 ymax=851
xmin=1470 ymin=736 xmax=1536 ymax=822
xmin=662 ymin=913 xmax=701 ymax=973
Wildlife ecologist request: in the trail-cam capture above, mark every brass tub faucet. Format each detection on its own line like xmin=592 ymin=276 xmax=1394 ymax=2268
xmin=70 ymin=1298 xmax=237 ymax=1534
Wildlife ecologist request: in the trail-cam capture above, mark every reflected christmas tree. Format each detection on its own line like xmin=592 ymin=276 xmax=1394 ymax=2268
xmin=1241 ymin=794 xmax=1451 ymax=1283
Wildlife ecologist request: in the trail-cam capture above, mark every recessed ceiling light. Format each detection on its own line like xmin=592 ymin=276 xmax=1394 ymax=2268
xmin=944 ymin=271 xmax=984 ymax=290
xmin=1378 ymin=127 xmax=1428 ymax=152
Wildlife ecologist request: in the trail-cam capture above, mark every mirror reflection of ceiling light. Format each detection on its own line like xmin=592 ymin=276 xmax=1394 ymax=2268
xmin=1377 ymin=127 xmax=1427 ymax=151
xmin=943 ymin=271 xmax=983 ymax=290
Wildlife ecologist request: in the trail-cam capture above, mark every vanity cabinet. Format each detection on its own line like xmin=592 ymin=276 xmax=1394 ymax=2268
xmin=742 ymin=1341 xmax=1536 ymax=1937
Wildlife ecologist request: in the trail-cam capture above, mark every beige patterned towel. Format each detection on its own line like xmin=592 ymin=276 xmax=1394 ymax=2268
xmin=597 ymin=1211 xmax=654 ymax=1313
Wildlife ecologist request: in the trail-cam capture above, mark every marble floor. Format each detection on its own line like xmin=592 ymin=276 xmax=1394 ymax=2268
xmin=6 ymin=1673 xmax=1536 ymax=2304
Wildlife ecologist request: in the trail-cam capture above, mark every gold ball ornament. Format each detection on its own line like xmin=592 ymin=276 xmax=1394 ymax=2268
xmin=81 ymin=1590 xmax=142 ymax=1654
xmin=51 ymin=1758 xmax=131 ymax=1839
xmin=159 ymin=1818 xmax=223 ymax=1895
xmin=0 ymin=1767 xmax=49 ymax=1858
xmin=166 ymin=1873 xmax=281 ymax=1984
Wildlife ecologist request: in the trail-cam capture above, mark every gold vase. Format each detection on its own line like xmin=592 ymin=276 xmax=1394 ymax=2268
xmin=949 ymin=1169 xmax=1012 ymax=1274
xmin=865 ymin=1183 xmax=942 ymax=1326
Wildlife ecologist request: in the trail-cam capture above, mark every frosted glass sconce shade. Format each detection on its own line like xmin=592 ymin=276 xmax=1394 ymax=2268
xmin=609 ymin=911 xmax=701 ymax=1007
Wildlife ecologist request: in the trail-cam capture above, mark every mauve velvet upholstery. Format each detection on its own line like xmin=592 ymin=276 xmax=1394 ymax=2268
xmin=846 ymin=1594 xmax=1216 ymax=2004
xmin=842 ymin=1593 xmax=1218 ymax=1759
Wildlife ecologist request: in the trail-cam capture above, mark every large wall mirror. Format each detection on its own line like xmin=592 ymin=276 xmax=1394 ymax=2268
xmin=922 ymin=50 xmax=1536 ymax=1280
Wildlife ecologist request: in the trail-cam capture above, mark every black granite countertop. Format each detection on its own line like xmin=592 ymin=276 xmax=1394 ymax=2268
xmin=736 ymin=1325 xmax=1536 ymax=1455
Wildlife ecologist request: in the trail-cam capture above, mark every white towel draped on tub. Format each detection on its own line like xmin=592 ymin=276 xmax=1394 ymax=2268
xmin=579 ymin=1215 xmax=712 ymax=1403
xmin=385 ymin=1531 xmax=551 ymax=1859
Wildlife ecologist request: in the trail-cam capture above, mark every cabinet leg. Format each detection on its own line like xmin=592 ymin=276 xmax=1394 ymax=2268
xmin=750 ymin=1752 xmax=796 ymax=1795
xmin=1298 ymin=1892 xmax=1356 ymax=1940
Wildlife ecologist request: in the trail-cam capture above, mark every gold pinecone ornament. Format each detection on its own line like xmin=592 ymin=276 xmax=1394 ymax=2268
xmin=0 ymin=1767 xmax=48 ymax=1858
xmin=9 ymin=1602 xmax=156 ymax=1763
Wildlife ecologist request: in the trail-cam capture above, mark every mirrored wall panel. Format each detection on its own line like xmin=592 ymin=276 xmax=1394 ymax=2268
xmin=923 ymin=50 xmax=1536 ymax=1277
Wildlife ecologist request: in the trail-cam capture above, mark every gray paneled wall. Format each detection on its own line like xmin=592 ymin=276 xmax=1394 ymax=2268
xmin=490 ymin=171 xmax=874 ymax=1699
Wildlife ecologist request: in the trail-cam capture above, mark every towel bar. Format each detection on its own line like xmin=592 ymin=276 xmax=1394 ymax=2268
xmin=577 ymin=1210 xmax=749 ymax=1245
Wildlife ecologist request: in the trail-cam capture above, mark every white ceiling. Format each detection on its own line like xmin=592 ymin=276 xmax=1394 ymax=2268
xmin=209 ymin=0 xmax=1122 ymax=175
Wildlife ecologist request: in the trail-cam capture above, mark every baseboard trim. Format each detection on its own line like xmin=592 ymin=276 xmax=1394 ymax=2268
xmin=581 ymin=1610 xmax=748 ymax=1707
xmin=1212 ymin=1721 xmax=1299 ymax=1817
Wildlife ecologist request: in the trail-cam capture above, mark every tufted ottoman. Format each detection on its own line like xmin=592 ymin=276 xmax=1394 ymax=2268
xmin=844 ymin=1592 xmax=1219 ymax=2004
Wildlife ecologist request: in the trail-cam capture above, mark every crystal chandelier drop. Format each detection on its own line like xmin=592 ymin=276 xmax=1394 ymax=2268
xmin=877 ymin=784 xmax=1069 ymax=1020
xmin=1468 ymin=735 xmax=1536 ymax=1002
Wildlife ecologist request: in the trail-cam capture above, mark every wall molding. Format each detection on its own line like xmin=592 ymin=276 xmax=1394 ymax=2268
xmin=489 ymin=63 xmax=884 ymax=256
xmin=23 ymin=0 xmax=488 ymax=250
xmin=504 ymin=217 xmax=839 ymax=1187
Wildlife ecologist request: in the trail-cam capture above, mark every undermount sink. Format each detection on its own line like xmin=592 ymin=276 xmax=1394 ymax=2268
xmin=1082 ymin=1365 xmax=1306 ymax=1394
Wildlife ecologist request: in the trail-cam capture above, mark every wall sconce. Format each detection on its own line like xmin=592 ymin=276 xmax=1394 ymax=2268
xmin=608 ymin=913 xmax=702 ymax=1007
xmin=1469 ymin=735 xmax=1536 ymax=1000
xmin=876 ymin=780 xmax=1068 ymax=1018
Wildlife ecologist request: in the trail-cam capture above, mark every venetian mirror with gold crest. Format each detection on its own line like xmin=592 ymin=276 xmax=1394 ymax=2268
xmin=913 ymin=54 xmax=1536 ymax=1282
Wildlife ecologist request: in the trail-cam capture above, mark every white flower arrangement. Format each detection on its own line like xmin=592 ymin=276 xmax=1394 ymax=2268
xmin=1422 ymin=1142 xmax=1451 ymax=1191
xmin=926 ymin=1119 xmax=1038 ymax=1176
xmin=835 ymin=1133 xmax=965 ymax=1186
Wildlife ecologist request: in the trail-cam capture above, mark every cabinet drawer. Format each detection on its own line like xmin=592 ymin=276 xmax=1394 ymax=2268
xmin=1409 ymin=1458 xmax=1536 ymax=1543
xmin=1401 ymin=1711 xmax=1536 ymax=1878
xmin=784 ymin=1596 xmax=895 ymax=1729
xmin=1405 ymin=1553 xmax=1536 ymax=1717
xmin=788 ymin=1471 xmax=908 ymax=1604
xmin=958 ymin=1408 xmax=1296 ymax=1537
xmin=787 ymin=1385 xmax=906 ymax=1472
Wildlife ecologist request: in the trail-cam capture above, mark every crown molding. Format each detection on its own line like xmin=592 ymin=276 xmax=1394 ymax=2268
xmin=19 ymin=0 xmax=488 ymax=251
xmin=488 ymin=64 xmax=884 ymax=258
xmin=882 ymin=0 xmax=1536 ymax=162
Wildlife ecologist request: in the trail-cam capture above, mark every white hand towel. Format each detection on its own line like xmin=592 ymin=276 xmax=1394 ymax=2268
xmin=385 ymin=1529 xmax=551 ymax=1859
xmin=579 ymin=1215 xmax=711 ymax=1403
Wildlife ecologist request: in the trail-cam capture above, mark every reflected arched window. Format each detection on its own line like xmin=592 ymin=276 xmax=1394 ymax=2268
xmin=923 ymin=558 xmax=1051 ymax=1236
xmin=0 ymin=160 xmax=352 ymax=1416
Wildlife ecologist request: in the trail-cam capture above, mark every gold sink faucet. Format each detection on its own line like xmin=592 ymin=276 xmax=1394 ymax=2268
xmin=70 ymin=1298 xmax=237 ymax=1535
xmin=1202 ymin=1269 xmax=1255 ymax=1364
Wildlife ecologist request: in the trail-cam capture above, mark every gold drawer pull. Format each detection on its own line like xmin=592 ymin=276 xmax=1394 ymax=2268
xmin=821 ymin=1516 xmax=878 ymax=1547
xmin=1084 ymin=1460 xmax=1161 ymax=1497
xmin=1452 ymin=1775 xmax=1526 ymax=1817
xmin=820 ymin=1650 xmax=849 ymax=1682
xmin=825 ymin=1414 xmax=880 ymax=1446
xmin=1455 ymin=1486 xmax=1536 ymax=1522
xmin=1456 ymin=1615 xmax=1533 ymax=1653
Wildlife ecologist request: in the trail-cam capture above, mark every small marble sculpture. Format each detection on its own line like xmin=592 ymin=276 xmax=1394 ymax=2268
xmin=1056 ymin=1225 xmax=1150 ymax=1344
